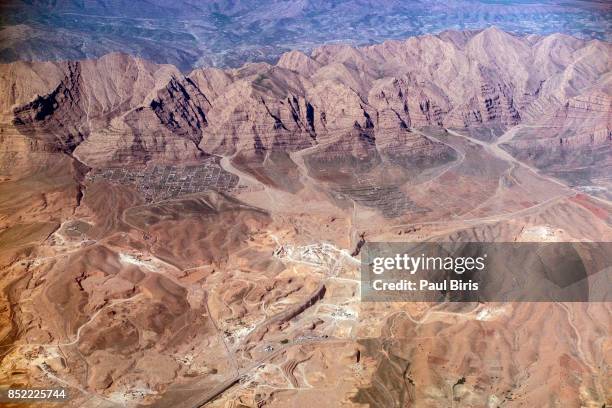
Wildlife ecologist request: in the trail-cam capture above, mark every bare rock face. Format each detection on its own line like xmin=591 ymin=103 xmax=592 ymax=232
xmin=13 ymin=62 xmax=88 ymax=152
xmin=0 ymin=29 xmax=610 ymax=169
xmin=277 ymin=50 xmax=322 ymax=77
xmin=150 ymin=76 xmax=211 ymax=144
xmin=3 ymin=53 xmax=194 ymax=164
xmin=367 ymin=78 xmax=412 ymax=130
xmin=502 ymin=77 xmax=612 ymax=193
xmin=0 ymin=60 xmax=66 ymax=122
xmin=188 ymin=67 xmax=233 ymax=101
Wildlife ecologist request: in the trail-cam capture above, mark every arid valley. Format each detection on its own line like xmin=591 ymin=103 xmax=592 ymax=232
xmin=0 ymin=21 xmax=611 ymax=407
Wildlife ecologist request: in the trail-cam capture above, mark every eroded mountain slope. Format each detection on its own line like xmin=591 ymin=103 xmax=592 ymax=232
xmin=1 ymin=28 xmax=609 ymax=183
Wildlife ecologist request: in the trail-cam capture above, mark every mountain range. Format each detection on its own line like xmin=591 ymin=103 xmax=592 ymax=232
xmin=1 ymin=0 xmax=611 ymax=69
xmin=1 ymin=27 xmax=610 ymax=194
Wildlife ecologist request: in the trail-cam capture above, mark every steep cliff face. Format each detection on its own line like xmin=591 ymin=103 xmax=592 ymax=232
xmin=150 ymin=76 xmax=211 ymax=144
xmin=0 ymin=60 xmax=66 ymax=121
xmin=276 ymin=50 xmax=322 ymax=77
xmin=367 ymin=78 xmax=413 ymax=130
xmin=502 ymin=77 xmax=611 ymax=189
xmin=196 ymin=65 xmax=312 ymax=154
xmin=1 ymin=29 xmax=610 ymax=169
xmin=13 ymin=62 xmax=88 ymax=152
xmin=2 ymin=53 xmax=189 ymax=164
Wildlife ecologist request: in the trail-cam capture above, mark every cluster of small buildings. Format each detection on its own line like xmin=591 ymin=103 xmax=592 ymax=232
xmin=86 ymin=158 xmax=239 ymax=202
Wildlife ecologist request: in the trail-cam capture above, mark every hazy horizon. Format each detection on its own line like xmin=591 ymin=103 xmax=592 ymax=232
xmin=1 ymin=0 xmax=610 ymax=70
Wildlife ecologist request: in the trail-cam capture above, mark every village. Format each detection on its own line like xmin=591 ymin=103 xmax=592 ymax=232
xmin=86 ymin=157 xmax=240 ymax=202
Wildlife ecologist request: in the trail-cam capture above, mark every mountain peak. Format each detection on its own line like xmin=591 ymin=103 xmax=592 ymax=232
xmin=277 ymin=50 xmax=321 ymax=76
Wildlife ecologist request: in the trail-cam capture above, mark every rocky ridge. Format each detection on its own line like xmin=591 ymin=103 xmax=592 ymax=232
xmin=0 ymin=28 xmax=609 ymax=171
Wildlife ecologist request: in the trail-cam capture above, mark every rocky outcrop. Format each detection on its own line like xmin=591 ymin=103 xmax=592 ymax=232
xmin=13 ymin=62 xmax=87 ymax=152
xmin=150 ymin=76 xmax=211 ymax=144
xmin=277 ymin=50 xmax=322 ymax=77
xmin=502 ymin=78 xmax=611 ymax=188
